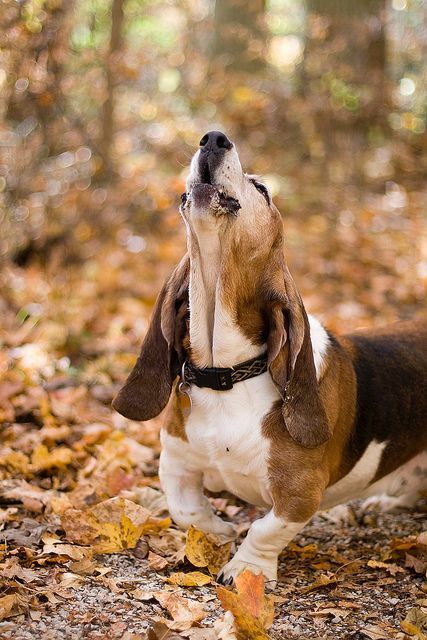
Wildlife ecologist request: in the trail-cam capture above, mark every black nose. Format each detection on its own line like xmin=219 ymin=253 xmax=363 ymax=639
xmin=199 ymin=131 xmax=233 ymax=152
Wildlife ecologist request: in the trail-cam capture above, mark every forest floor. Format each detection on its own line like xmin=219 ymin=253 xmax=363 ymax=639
xmin=1 ymin=214 xmax=426 ymax=639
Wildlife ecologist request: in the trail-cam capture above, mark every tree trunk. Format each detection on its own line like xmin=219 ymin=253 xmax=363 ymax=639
xmin=100 ymin=0 xmax=125 ymax=178
xmin=300 ymin=0 xmax=388 ymax=173
xmin=212 ymin=0 xmax=266 ymax=73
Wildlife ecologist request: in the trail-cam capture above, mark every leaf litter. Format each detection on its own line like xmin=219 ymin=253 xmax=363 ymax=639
xmin=0 ymin=231 xmax=426 ymax=639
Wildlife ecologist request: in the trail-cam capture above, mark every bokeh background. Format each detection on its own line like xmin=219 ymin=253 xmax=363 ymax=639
xmin=0 ymin=0 xmax=426 ymax=391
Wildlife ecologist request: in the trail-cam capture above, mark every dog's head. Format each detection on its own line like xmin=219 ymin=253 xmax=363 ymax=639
xmin=113 ymin=132 xmax=331 ymax=449
xmin=181 ymin=130 xmax=281 ymax=252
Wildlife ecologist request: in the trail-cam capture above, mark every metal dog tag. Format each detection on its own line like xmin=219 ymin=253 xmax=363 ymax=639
xmin=178 ymin=361 xmax=192 ymax=418
xmin=178 ymin=381 xmax=192 ymax=418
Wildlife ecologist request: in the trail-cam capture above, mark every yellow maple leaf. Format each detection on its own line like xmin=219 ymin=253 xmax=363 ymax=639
xmin=167 ymin=571 xmax=212 ymax=587
xmin=217 ymin=569 xmax=275 ymax=640
xmin=140 ymin=515 xmax=172 ymax=535
xmin=185 ymin=525 xmax=232 ymax=575
xmin=31 ymin=444 xmax=73 ymax=471
xmin=88 ymin=497 xmax=152 ymax=554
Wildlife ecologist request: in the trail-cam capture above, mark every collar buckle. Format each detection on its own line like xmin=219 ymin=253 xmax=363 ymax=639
xmin=216 ymin=368 xmax=233 ymax=391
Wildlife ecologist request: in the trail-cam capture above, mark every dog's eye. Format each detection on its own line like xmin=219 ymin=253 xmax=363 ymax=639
xmin=180 ymin=192 xmax=187 ymax=206
xmin=251 ymin=180 xmax=270 ymax=204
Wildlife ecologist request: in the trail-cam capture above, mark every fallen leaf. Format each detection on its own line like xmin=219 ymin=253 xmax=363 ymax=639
xmin=148 ymin=551 xmax=169 ymax=571
xmin=131 ymin=588 xmax=157 ymax=601
xmin=40 ymin=539 xmax=93 ymax=562
xmin=216 ymin=570 xmax=275 ymax=640
xmin=167 ymin=571 xmax=212 ymax=587
xmin=0 ymin=557 xmax=39 ymax=583
xmin=126 ymin=486 xmax=169 ymax=516
xmin=418 ymin=533 xmax=427 ymax=546
xmin=361 ymin=623 xmax=396 ymax=639
xmin=406 ymin=553 xmax=427 ymax=575
xmin=311 ymin=607 xmax=351 ymax=618
xmin=300 ymin=572 xmax=337 ymax=593
xmin=213 ymin=611 xmax=238 ymax=640
xmin=154 ymin=591 xmax=205 ymax=631
xmin=367 ymin=559 xmax=405 ymax=576
xmin=0 ymin=449 xmax=30 ymax=474
xmin=185 ymin=525 xmax=232 ymax=575
xmin=61 ymin=497 xmax=164 ymax=554
xmin=89 ymin=497 xmax=152 ymax=554
xmin=0 ymin=595 xmax=18 ymax=622
xmin=400 ymin=607 xmax=427 ymax=638
xmin=31 ymin=444 xmax=73 ymax=471
xmin=0 ymin=593 xmax=28 ymax=621
xmin=145 ymin=621 xmax=185 ymax=639
xmin=59 ymin=571 xmax=86 ymax=589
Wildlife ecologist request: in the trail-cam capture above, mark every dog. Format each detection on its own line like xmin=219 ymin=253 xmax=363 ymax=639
xmin=113 ymin=131 xmax=427 ymax=585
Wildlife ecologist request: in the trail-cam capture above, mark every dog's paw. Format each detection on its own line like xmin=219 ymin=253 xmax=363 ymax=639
xmin=320 ymin=504 xmax=357 ymax=526
xmin=361 ymin=492 xmax=419 ymax=513
xmin=217 ymin=556 xmax=277 ymax=590
xmin=196 ymin=514 xmax=236 ymax=538
xmin=172 ymin=511 xmax=235 ymax=538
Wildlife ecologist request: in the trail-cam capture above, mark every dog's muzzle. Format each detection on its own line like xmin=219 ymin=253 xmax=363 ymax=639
xmin=189 ymin=184 xmax=240 ymax=217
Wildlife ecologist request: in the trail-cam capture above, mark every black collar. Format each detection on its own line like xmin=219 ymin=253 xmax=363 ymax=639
xmin=181 ymin=352 xmax=268 ymax=391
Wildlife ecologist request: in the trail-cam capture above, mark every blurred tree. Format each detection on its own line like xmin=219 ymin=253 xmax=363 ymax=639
xmin=300 ymin=0 xmax=388 ymax=178
xmin=212 ymin=0 xmax=266 ymax=72
xmin=100 ymin=0 xmax=125 ymax=178
xmin=6 ymin=0 xmax=75 ymax=155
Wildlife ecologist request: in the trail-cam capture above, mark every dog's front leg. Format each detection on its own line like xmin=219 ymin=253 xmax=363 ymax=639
xmin=159 ymin=432 xmax=235 ymax=537
xmin=217 ymin=510 xmax=309 ymax=586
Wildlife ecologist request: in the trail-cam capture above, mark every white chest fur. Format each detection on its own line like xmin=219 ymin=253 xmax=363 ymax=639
xmin=185 ymin=372 xmax=279 ymax=506
xmin=161 ymin=314 xmax=330 ymax=509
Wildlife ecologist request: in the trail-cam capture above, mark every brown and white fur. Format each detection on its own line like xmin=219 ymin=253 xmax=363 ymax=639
xmin=113 ymin=132 xmax=427 ymax=586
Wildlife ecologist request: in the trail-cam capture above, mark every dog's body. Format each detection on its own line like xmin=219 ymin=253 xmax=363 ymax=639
xmin=113 ymin=132 xmax=427 ymax=584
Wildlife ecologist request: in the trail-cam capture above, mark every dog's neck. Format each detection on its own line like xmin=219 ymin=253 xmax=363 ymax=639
xmin=186 ymin=221 xmax=264 ymax=369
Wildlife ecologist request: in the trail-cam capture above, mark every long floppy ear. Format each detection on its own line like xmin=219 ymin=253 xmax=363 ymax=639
xmin=266 ymin=260 xmax=331 ymax=448
xmin=112 ymin=255 xmax=190 ymax=421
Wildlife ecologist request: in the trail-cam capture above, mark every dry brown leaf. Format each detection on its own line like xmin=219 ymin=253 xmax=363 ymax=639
xmin=216 ymin=569 xmax=275 ymax=640
xmin=300 ymin=572 xmax=337 ymax=593
xmin=126 ymin=486 xmax=169 ymax=516
xmin=185 ymin=525 xmax=232 ymax=575
xmin=148 ymin=551 xmax=170 ymax=571
xmin=406 ymin=553 xmax=427 ymax=575
xmin=40 ymin=538 xmax=93 ymax=562
xmin=367 ymin=559 xmax=405 ymax=576
xmin=0 ymin=557 xmax=39 ymax=583
xmin=145 ymin=621 xmax=186 ymax=639
xmin=213 ymin=611 xmax=238 ymax=640
xmin=418 ymin=533 xmax=427 ymax=547
xmin=167 ymin=571 xmax=212 ymax=587
xmin=0 ymin=593 xmax=28 ymax=621
xmin=154 ymin=591 xmax=206 ymax=631
xmin=361 ymin=623 xmax=396 ymax=639
xmin=400 ymin=607 xmax=427 ymax=638
xmin=0 ymin=595 xmax=19 ymax=622
xmin=310 ymin=607 xmax=351 ymax=618
xmin=58 ymin=571 xmax=86 ymax=589
xmin=131 ymin=588 xmax=157 ymax=601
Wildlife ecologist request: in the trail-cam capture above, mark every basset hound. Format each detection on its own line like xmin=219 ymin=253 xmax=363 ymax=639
xmin=113 ymin=131 xmax=427 ymax=586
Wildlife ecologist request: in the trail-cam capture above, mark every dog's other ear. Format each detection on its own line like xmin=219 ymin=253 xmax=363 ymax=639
xmin=266 ymin=260 xmax=331 ymax=448
xmin=112 ymin=255 xmax=189 ymax=421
